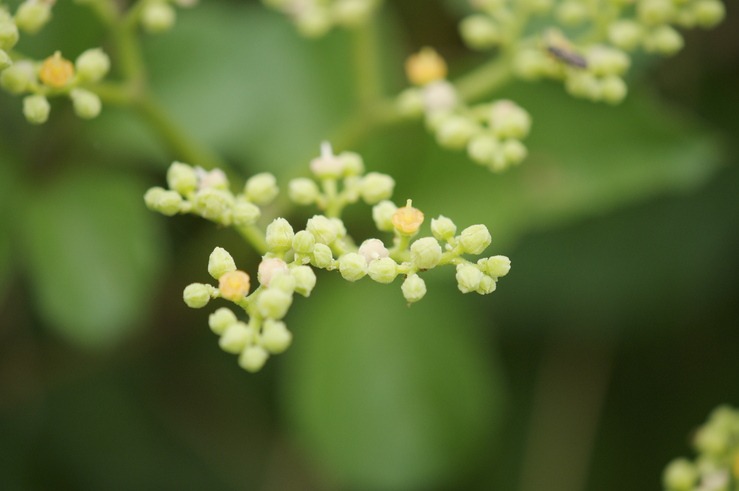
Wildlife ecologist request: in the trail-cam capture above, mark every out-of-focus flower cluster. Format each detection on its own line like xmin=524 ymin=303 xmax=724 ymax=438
xmin=261 ymin=0 xmax=381 ymax=37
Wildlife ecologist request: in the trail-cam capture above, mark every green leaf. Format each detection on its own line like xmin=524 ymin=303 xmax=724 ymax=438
xmin=281 ymin=275 xmax=506 ymax=490
xmin=21 ymin=170 xmax=166 ymax=349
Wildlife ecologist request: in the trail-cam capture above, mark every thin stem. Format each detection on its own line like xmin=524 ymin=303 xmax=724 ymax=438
xmin=235 ymin=224 xmax=268 ymax=256
xmin=454 ymin=56 xmax=515 ymax=104
xmin=76 ymin=0 xmax=119 ymax=27
xmin=351 ymin=18 xmax=383 ymax=108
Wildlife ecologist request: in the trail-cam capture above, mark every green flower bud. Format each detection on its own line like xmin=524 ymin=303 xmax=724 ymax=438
xmin=257 ymin=288 xmax=293 ymax=319
xmin=183 ymin=283 xmax=211 ymax=308
xmin=291 ymin=265 xmax=317 ymax=297
xmin=467 ymin=135 xmax=499 ymax=166
xmin=306 ymin=214 xmax=337 ymax=244
xmin=396 ymin=88 xmax=424 ymax=118
xmin=372 ymin=200 xmax=398 ymax=232
xmin=258 ymin=257 xmax=289 ymax=287
xmin=0 ymin=49 xmax=10 ymax=71
xmin=23 ymin=94 xmax=50 ymax=125
xmin=288 ymin=177 xmax=320 ymax=205
xmin=436 ymin=115 xmax=478 ymax=150
xmin=501 ymin=139 xmax=527 ymax=166
xmin=586 ymin=46 xmax=630 ymax=77
xmin=608 ymin=20 xmax=643 ymax=51
xmin=208 ymin=307 xmax=237 ymax=335
xmin=601 ymin=76 xmax=628 ymax=104
xmin=208 ymin=247 xmax=236 ymax=280
xmin=476 ymin=274 xmax=497 ymax=295
xmin=565 ymin=71 xmax=602 ymax=101
xmin=292 ymin=230 xmax=316 ymax=254
xmin=270 ymin=271 xmax=296 ymax=295
xmin=141 ymin=1 xmax=176 ymax=34
xmin=460 ymin=15 xmax=501 ymax=50
xmin=693 ymin=0 xmax=725 ymax=28
xmin=0 ymin=17 xmax=19 ymax=50
xmin=144 ymin=187 xmax=180 ymax=215
xmin=367 ymin=257 xmax=398 ymax=283
xmin=192 ymin=188 xmax=234 ymax=224
xmin=265 ymin=217 xmax=294 ymax=252
xmin=260 ymin=319 xmax=292 ymax=353
xmin=338 ymin=252 xmax=368 ymax=281
xmin=238 ymin=345 xmax=269 ymax=372
xmin=523 ymin=0 xmax=552 ymax=14
xmin=70 ymin=89 xmax=102 ymax=120
xmin=244 ymin=172 xmax=278 ymax=205
xmin=310 ymin=141 xmax=344 ymax=178
xmin=480 ymin=255 xmax=511 ymax=278
xmin=296 ymin=8 xmax=331 ymax=38
xmin=695 ymin=426 xmax=728 ymax=456
xmin=637 ymin=0 xmax=674 ymax=26
xmin=339 ymin=151 xmax=364 ymax=177
xmin=401 ymin=274 xmax=427 ymax=303
xmin=644 ymin=25 xmax=684 ymax=55
xmin=360 ymin=172 xmax=395 ymax=204
xmin=459 ymin=224 xmax=492 ymax=254
xmin=513 ymin=49 xmax=551 ymax=80
xmin=431 ymin=215 xmax=457 ymax=241
xmin=489 ymin=100 xmax=531 ymax=139
xmin=662 ymin=458 xmax=698 ymax=491
xmin=456 ymin=264 xmax=483 ymax=293
xmin=196 ymin=167 xmax=229 ymax=190
xmin=555 ymin=0 xmax=588 ymax=25
xmin=311 ymin=243 xmax=334 ymax=269
xmin=232 ymin=200 xmax=261 ymax=226
xmin=333 ymin=0 xmax=374 ymax=27
xmin=410 ymin=237 xmax=442 ymax=270
xmin=219 ymin=321 xmax=253 ymax=354
xmin=1 ymin=60 xmax=34 ymax=94
xmin=14 ymin=1 xmax=52 ymax=34
xmin=358 ymin=238 xmax=389 ymax=263
xmin=166 ymin=161 xmax=198 ymax=195
xmin=75 ymin=47 xmax=111 ymax=82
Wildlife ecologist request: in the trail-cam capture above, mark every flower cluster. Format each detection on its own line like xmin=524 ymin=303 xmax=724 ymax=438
xmin=0 ymin=2 xmax=111 ymax=123
xmin=261 ymin=0 xmax=380 ymax=37
xmin=146 ymin=143 xmax=511 ymax=372
xmin=461 ymin=0 xmax=725 ymax=104
xmin=663 ymin=405 xmax=739 ymax=491
xmin=138 ymin=0 xmax=198 ymax=35
xmin=397 ymin=47 xmax=532 ymax=172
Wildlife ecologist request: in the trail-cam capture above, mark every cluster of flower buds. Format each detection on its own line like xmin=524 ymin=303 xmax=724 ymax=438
xmin=148 ymin=143 xmax=511 ymax=372
xmin=461 ymin=0 xmax=725 ymax=105
xmin=261 ymin=0 xmax=380 ymax=37
xmin=397 ymin=47 xmax=531 ymax=172
xmin=1 ymin=2 xmax=112 ymax=123
xmin=663 ymin=405 xmax=739 ymax=491
xmin=139 ymin=0 xmax=198 ymax=35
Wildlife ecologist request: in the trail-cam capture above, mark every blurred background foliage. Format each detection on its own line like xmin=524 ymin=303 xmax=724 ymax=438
xmin=1 ymin=1 xmax=738 ymax=490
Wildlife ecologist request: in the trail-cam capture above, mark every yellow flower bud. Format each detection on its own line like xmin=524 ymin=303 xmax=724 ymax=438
xmin=405 ymin=47 xmax=447 ymax=86
xmin=391 ymin=199 xmax=424 ymax=236
xmin=218 ymin=270 xmax=251 ymax=302
xmin=39 ymin=51 xmax=74 ymax=89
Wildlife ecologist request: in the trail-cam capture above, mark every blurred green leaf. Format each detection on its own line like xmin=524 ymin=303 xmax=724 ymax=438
xmin=405 ymin=84 xmax=722 ymax=248
xmin=282 ymin=275 xmax=505 ymax=490
xmin=0 ymin=152 xmax=19 ymax=300
xmin=21 ymin=170 xmax=166 ymax=349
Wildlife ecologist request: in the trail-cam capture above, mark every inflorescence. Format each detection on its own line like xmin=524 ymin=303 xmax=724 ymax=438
xmin=145 ymin=142 xmax=511 ymax=372
xmin=261 ymin=0 xmax=381 ymax=37
xmin=663 ymin=405 xmax=739 ymax=491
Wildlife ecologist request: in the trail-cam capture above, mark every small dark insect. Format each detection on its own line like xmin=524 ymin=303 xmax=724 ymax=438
xmin=547 ymin=45 xmax=588 ymax=69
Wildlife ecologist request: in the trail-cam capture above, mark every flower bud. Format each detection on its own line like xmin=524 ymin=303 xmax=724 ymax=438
xmin=166 ymin=161 xmax=198 ymax=195
xmin=600 ymin=76 xmax=627 ymax=105
xmin=392 ymin=200 xmax=424 ymax=236
xmin=306 ymin=214 xmax=338 ymax=244
xmin=311 ymin=243 xmax=334 ymax=269
xmin=218 ymin=270 xmax=251 ymax=302
xmin=333 ymin=0 xmax=374 ymax=27
xmin=565 ymin=71 xmax=602 ymax=101
xmin=265 ymin=217 xmax=294 ymax=252
xmin=410 ymin=237 xmax=442 ymax=270
xmin=490 ymin=100 xmax=531 ymax=139
xmin=338 ymin=252 xmax=368 ymax=282
xmin=360 ymin=172 xmax=395 ymax=204
xmin=288 ymin=177 xmax=320 ymax=205
xmin=693 ymin=0 xmax=725 ymax=28
xmin=513 ymin=49 xmax=552 ymax=80
xmin=586 ymin=46 xmax=630 ymax=77
xmin=401 ymin=274 xmax=427 ymax=303
xmin=422 ymin=80 xmax=458 ymax=113
xmin=295 ymin=8 xmax=331 ymax=38
xmin=141 ymin=1 xmax=176 ymax=34
xmin=144 ymin=187 xmax=182 ymax=215
xmin=476 ymin=274 xmax=497 ymax=295
xmin=232 ymin=201 xmax=261 ymax=226
xmin=637 ymin=0 xmax=674 ymax=26
xmin=192 ymin=188 xmax=234 ymax=223
xmin=501 ymin=139 xmax=527 ymax=166
xmin=208 ymin=247 xmax=236 ymax=279
xmin=456 ymin=264 xmax=483 ymax=293
xmin=397 ymin=88 xmax=425 ymax=117
xmin=244 ymin=172 xmax=278 ymax=205
xmin=662 ymin=458 xmax=698 ymax=491
xmin=208 ymin=307 xmax=237 ymax=335
xmin=405 ymin=47 xmax=447 ymax=86
xmin=467 ymin=135 xmax=500 ymax=166
xmin=436 ymin=115 xmax=478 ymax=150
xmin=256 ymin=288 xmax=293 ymax=319
xmin=291 ymin=265 xmax=317 ymax=297
xmin=431 ymin=215 xmax=457 ymax=241
xmin=372 ymin=200 xmax=397 ymax=232
xmin=460 ymin=15 xmax=501 ymax=50
xmin=608 ymin=20 xmax=643 ymax=51
xmin=643 ymin=25 xmax=684 ymax=55
xmin=0 ymin=17 xmax=19 ymax=50
xmin=339 ymin=151 xmax=365 ymax=176
xmin=310 ymin=141 xmax=344 ymax=179
xmin=555 ymin=0 xmax=588 ymax=25
xmin=480 ymin=255 xmax=511 ymax=278
xmin=15 ymin=1 xmax=52 ymax=34
xmin=183 ymin=283 xmax=211 ymax=308
xmin=260 ymin=319 xmax=292 ymax=353
xmin=458 ymin=224 xmax=491 ymax=255
xmin=70 ymin=89 xmax=102 ymax=120
xmin=75 ymin=47 xmax=111 ymax=82
xmin=219 ymin=321 xmax=252 ymax=353
xmin=0 ymin=49 xmax=10 ymax=70
xmin=270 ymin=271 xmax=296 ymax=294
xmin=196 ymin=167 xmax=229 ymax=190
xmin=292 ymin=230 xmax=316 ymax=254
xmin=238 ymin=345 xmax=269 ymax=372
xmin=368 ymin=257 xmax=398 ymax=284
xmin=1 ymin=60 xmax=35 ymax=94
xmin=22 ymin=94 xmax=50 ymax=125
xmin=358 ymin=238 xmax=389 ymax=263
xmin=258 ymin=257 xmax=289 ymax=287
xmin=39 ymin=51 xmax=74 ymax=89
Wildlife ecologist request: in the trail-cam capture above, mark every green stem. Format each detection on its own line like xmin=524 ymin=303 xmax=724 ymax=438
xmin=235 ymin=224 xmax=268 ymax=256
xmin=454 ymin=56 xmax=515 ymax=104
xmin=351 ymin=18 xmax=383 ymax=107
xmin=77 ymin=0 xmax=119 ymax=27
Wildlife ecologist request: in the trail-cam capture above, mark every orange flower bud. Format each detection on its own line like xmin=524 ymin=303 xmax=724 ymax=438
xmin=39 ymin=51 xmax=74 ymax=88
xmin=392 ymin=199 xmax=424 ymax=236
xmin=405 ymin=47 xmax=447 ymax=86
xmin=218 ymin=270 xmax=251 ymax=301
